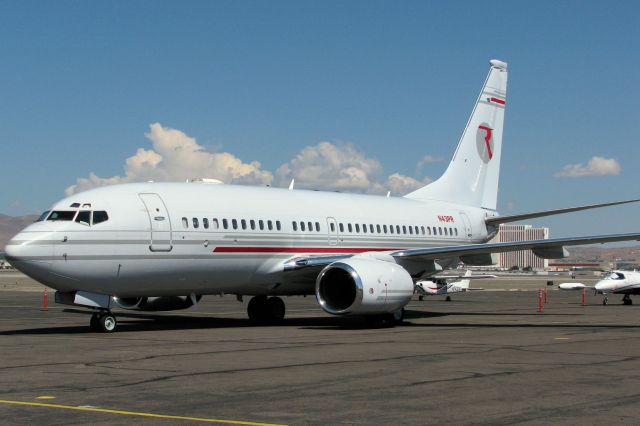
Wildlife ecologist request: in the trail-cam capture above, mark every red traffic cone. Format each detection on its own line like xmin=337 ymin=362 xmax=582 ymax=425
xmin=41 ymin=288 xmax=48 ymax=311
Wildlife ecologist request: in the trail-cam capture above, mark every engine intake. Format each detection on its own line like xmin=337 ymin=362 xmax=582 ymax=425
xmin=316 ymin=257 xmax=414 ymax=316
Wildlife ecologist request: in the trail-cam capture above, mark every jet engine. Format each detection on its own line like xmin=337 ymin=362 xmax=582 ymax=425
xmin=112 ymin=295 xmax=201 ymax=311
xmin=315 ymin=257 xmax=414 ymax=316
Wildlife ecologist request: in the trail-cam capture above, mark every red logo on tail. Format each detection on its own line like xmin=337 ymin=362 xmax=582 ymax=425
xmin=478 ymin=125 xmax=493 ymax=160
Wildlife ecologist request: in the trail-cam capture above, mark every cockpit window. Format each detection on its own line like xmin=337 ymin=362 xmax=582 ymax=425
xmin=607 ymin=272 xmax=625 ymax=280
xmin=75 ymin=211 xmax=91 ymax=225
xmin=93 ymin=211 xmax=109 ymax=225
xmin=47 ymin=211 xmax=77 ymax=221
xmin=36 ymin=210 xmax=51 ymax=222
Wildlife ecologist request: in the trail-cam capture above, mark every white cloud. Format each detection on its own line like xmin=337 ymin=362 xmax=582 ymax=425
xmin=65 ymin=123 xmax=273 ymax=195
xmin=275 ymin=141 xmax=431 ymax=195
xmin=66 ymin=125 xmax=431 ymax=197
xmin=275 ymin=142 xmax=382 ymax=192
xmin=380 ymin=173 xmax=432 ymax=196
xmin=554 ymin=156 xmax=621 ymax=178
xmin=417 ymin=154 xmax=442 ymax=168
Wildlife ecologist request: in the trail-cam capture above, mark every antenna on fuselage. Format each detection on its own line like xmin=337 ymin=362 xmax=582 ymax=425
xmin=289 ymin=179 xmax=295 ymax=190
xmin=386 ymin=191 xmax=390 ymax=198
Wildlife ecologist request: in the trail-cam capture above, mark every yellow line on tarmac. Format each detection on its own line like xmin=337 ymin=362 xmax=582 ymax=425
xmin=0 ymin=399 xmax=287 ymax=426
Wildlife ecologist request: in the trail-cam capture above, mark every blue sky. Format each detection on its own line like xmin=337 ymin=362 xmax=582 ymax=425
xmin=1 ymin=1 xmax=639 ymax=238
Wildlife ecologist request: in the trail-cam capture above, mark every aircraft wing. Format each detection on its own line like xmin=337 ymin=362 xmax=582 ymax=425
xmin=429 ymin=274 xmax=497 ymax=280
xmin=391 ymin=233 xmax=640 ymax=262
xmin=485 ymin=199 xmax=640 ymax=226
xmin=283 ymin=233 xmax=640 ymax=273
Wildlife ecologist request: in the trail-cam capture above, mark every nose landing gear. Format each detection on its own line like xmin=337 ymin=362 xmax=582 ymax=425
xmin=90 ymin=311 xmax=117 ymax=333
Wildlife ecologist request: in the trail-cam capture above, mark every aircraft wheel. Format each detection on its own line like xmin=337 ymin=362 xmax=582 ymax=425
xmin=602 ymin=297 xmax=608 ymax=305
xmin=266 ymin=297 xmax=286 ymax=322
xmin=247 ymin=296 xmax=267 ymax=321
xmin=418 ymin=295 xmax=424 ymax=301
xmin=623 ymin=296 xmax=633 ymax=305
xmin=364 ymin=314 xmax=396 ymax=328
xmin=445 ymin=296 xmax=452 ymax=302
xmin=92 ymin=312 xmax=117 ymax=333
xmin=90 ymin=312 xmax=100 ymax=331
xmin=391 ymin=308 xmax=405 ymax=324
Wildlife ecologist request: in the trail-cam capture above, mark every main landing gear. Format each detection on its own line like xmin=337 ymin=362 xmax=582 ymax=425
xmin=623 ymin=294 xmax=633 ymax=305
xmin=90 ymin=310 xmax=117 ymax=333
xmin=247 ymin=296 xmax=286 ymax=323
xmin=364 ymin=308 xmax=405 ymax=328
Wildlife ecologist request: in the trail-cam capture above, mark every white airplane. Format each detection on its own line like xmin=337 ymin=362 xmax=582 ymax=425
xmin=415 ymin=270 xmax=492 ymax=301
xmin=559 ymin=270 xmax=640 ymax=305
xmin=6 ymin=59 xmax=640 ymax=332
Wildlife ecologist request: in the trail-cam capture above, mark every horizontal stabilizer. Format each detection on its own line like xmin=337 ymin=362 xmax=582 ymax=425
xmin=486 ymin=199 xmax=640 ymax=226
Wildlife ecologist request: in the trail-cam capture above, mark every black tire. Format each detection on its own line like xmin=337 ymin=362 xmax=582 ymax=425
xmin=364 ymin=314 xmax=396 ymax=328
xmin=89 ymin=313 xmax=100 ymax=331
xmin=98 ymin=313 xmax=117 ymax=333
xmin=265 ymin=297 xmax=286 ymax=322
xmin=248 ymin=296 xmax=268 ymax=321
xmin=391 ymin=308 xmax=405 ymax=324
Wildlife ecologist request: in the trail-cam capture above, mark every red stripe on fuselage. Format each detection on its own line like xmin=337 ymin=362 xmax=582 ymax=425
xmin=212 ymin=247 xmax=402 ymax=254
xmin=490 ymin=97 xmax=506 ymax=105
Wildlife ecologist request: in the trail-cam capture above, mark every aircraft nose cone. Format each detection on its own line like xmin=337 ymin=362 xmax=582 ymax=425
xmin=594 ymin=281 xmax=607 ymax=291
xmin=4 ymin=239 xmax=20 ymax=263
xmin=4 ymin=234 xmax=51 ymax=281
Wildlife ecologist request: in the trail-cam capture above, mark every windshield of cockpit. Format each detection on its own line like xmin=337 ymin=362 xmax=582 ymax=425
xmin=37 ymin=208 xmax=110 ymax=226
xmin=604 ymin=272 xmax=626 ymax=280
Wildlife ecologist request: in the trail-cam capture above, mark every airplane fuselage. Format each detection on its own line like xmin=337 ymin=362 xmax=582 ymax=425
xmin=6 ymin=182 xmax=493 ymax=298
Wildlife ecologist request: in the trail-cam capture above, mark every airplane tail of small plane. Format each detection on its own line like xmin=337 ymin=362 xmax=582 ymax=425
xmin=454 ymin=270 xmax=473 ymax=290
xmin=405 ymin=59 xmax=508 ymax=211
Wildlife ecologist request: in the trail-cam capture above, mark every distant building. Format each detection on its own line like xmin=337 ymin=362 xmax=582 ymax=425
xmin=490 ymin=224 xmax=549 ymax=271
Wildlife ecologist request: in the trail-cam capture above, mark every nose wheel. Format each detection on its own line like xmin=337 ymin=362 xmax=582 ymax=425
xmin=90 ymin=311 xmax=117 ymax=333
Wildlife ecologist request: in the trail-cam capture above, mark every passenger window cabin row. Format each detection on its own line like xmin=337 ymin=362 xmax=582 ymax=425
xmin=335 ymin=222 xmax=458 ymax=237
xmin=181 ymin=216 xmax=460 ymax=238
xmin=182 ymin=217 xmax=282 ymax=232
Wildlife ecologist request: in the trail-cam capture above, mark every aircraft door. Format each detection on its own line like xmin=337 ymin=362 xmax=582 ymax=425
xmin=326 ymin=217 xmax=339 ymax=246
xmin=139 ymin=193 xmax=173 ymax=252
xmin=459 ymin=212 xmax=473 ymax=240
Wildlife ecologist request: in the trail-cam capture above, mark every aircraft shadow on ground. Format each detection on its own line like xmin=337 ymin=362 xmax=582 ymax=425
xmin=1 ymin=308 xmax=638 ymax=335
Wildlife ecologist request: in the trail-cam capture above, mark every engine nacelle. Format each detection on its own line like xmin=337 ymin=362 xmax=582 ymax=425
xmin=460 ymin=253 xmax=497 ymax=266
xmin=315 ymin=257 xmax=414 ymax=316
xmin=532 ymin=246 xmax=569 ymax=259
xmin=112 ymin=295 xmax=201 ymax=311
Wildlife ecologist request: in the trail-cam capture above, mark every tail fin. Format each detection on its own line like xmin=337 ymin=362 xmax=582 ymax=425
xmin=456 ymin=270 xmax=472 ymax=290
xmin=405 ymin=59 xmax=508 ymax=210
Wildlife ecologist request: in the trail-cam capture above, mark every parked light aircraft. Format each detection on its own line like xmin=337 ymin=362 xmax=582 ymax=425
xmin=560 ymin=270 xmax=640 ymax=305
xmin=6 ymin=59 xmax=640 ymax=332
xmin=415 ymin=270 xmax=492 ymax=301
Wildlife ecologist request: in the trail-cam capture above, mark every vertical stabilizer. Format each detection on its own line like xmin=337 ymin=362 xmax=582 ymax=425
xmin=405 ymin=60 xmax=508 ymax=210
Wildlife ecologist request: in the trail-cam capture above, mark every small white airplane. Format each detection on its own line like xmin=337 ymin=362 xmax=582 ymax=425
xmin=6 ymin=59 xmax=640 ymax=332
xmin=559 ymin=270 xmax=640 ymax=305
xmin=415 ymin=270 xmax=493 ymax=301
